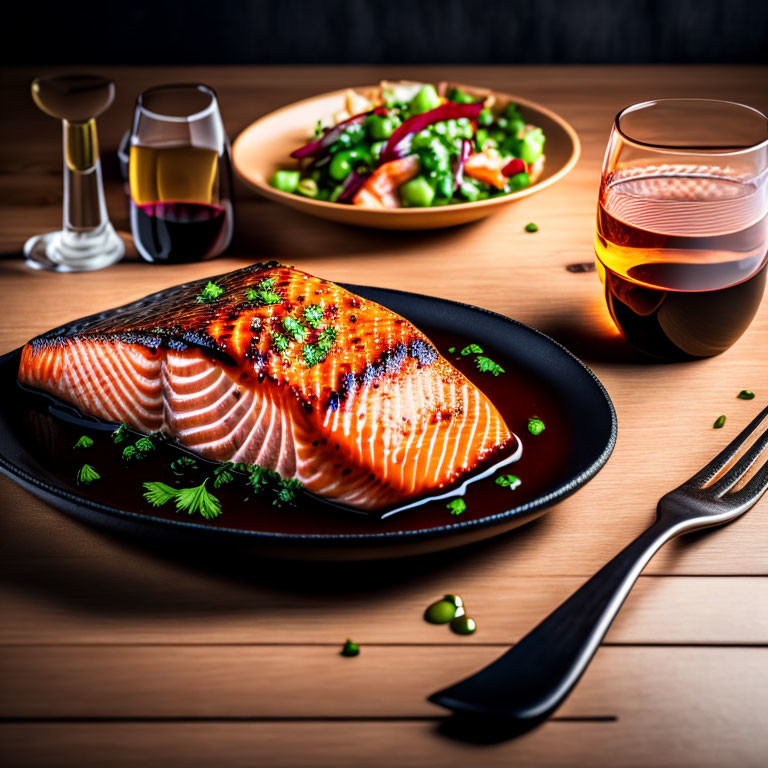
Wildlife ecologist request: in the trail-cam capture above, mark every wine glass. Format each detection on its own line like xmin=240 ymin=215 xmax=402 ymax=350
xmin=129 ymin=84 xmax=233 ymax=263
xmin=595 ymin=99 xmax=768 ymax=360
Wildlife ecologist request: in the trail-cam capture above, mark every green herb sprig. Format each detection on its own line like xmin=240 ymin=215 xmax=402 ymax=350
xmin=197 ymin=281 xmax=224 ymax=304
xmin=475 ymin=356 xmax=505 ymax=376
xmin=527 ymin=417 xmax=546 ymax=436
xmin=447 ymin=498 xmax=467 ymax=516
xmin=77 ymin=464 xmax=100 ymax=486
xmin=143 ymin=479 xmax=222 ymax=520
xmin=495 ymin=474 xmax=521 ymax=489
xmin=73 ymin=435 xmax=94 ymax=449
xmin=246 ymin=278 xmax=282 ymax=305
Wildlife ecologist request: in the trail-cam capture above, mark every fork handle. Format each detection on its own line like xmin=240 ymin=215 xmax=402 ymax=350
xmin=429 ymin=516 xmax=679 ymax=722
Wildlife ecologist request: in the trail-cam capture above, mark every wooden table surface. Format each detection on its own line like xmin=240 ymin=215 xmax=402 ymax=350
xmin=1 ymin=65 xmax=767 ymax=767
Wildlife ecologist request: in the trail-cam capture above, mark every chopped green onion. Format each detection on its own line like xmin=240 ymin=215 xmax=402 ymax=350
xmin=461 ymin=344 xmax=483 ymax=356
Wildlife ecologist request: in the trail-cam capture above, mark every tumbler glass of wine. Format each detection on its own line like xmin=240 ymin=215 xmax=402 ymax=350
xmin=129 ymin=84 xmax=233 ymax=263
xmin=595 ymin=99 xmax=768 ymax=360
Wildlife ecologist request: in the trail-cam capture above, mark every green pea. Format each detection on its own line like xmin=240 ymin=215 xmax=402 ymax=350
xmin=410 ymin=84 xmax=441 ymax=115
xmin=508 ymin=171 xmax=531 ymax=191
xmin=270 ymin=169 xmax=300 ymax=193
xmin=459 ymin=180 xmax=481 ymax=202
xmin=340 ymin=639 xmax=360 ymax=657
xmin=424 ymin=599 xmax=458 ymax=624
xmin=478 ymin=108 xmax=494 ymax=127
xmin=366 ymin=113 xmax=397 ymax=140
xmin=296 ymin=178 xmax=318 ymax=198
xmin=370 ymin=141 xmax=386 ymax=161
xmin=448 ymin=88 xmax=474 ymax=104
xmin=519 ymin=128 xmax=545 ymax=164
xmin=328 ymin=148 xmax=369 ymax=182
xmin=527 ymin=417 xmax=546 ymax=435
xmin=434 ymin=173 xmax=454 ymax=199
xmin=401 ymin=176 xmax=435 ymax=207
xmin=450 ymin=616 xmax=477 ymax=635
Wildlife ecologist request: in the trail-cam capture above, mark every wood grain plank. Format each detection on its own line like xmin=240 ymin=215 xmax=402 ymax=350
xmin=1 ymin=646 xmax=765 ymax=722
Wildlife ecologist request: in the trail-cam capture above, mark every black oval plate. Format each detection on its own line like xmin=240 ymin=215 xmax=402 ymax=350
xmin=0 ymin=285 xmax=616 ymax=560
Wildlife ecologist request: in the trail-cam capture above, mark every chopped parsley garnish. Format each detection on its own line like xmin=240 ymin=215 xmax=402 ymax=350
xmin=303 ymin=304 xmax=324 ymax=328
xmin=738 ymin=389 xmax=755 ymax=400
xmin=170 ymin=457 xmax=200 ymax=480
xmin=77 ymin=464 xmax=100 ymax=486
xmin=461 ymin=344 xmax=483 ymax=356
xmin=122 ymin=435 xmax=156 ymax=462
xmin=274 ymin=478 xmax=302 ymax=507
xmin=143 ymin=479 xmax=222 ymax=520
xmin=341 ymin=639 xmax=360 ymax=657
xmin=524 ymin=222 xmax=539 ymax=233
xmin=212 ymin=462 xmax=235 ymax=488
xmin=283 ymin=315 xmax=308 ymax=342
xmin=246 ymin=465 xmax=273 ymax=496
xmin=495 ymin=474 xmax=521 ymax=489
xmin=447 ymin=498 xmax=467 ymax=516
xmin=317 ymin=326 xmax=337 ymax=353
xmin=73 ymin=435 xmax=94 ymax=449
xmin=527 ymin=417 xmax=546 ymax=436
xmin=713 ymin=415 xmax=726 ymax=429
xmin=111 ymin=423 xmax=129 ymax=444
xmin=246 ymin=278 xmax=282 ymax=305
xmin=197 ymin=281 xmax=224 ymax=303
xmin=303 ymin=326 xmax=338 ymax=368
xmin=270 ymin=330 xmax=290 ymax=354
xmin=475 ymin=356 xmax=505 ymax=376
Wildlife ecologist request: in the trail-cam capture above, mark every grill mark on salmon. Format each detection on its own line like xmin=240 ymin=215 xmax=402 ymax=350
xmin=18 ymin=263 xmax=513 ymax=510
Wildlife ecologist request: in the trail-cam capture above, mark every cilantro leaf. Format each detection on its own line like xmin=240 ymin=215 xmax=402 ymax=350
xmin=446 ymin=498 xmax=467 ymax=516
xmin=197 ymin=281 xmax=224 ymax=303
xmin=475 ymin=356 xmax=505 ymax=376
xmin=77 ymin=464 xmax=100 ymax=485
xmin=461 ymin=344 xmax=483 ymax=356
xmin=143 ymin=481 xmax=179 ymax=507
xmin=303 ymin=304 xmax=324 ymax=328
xmin=174 ymin=479 xmax=222 ymax=520
xmin=73 ymin=435 xmax=94 ymax=449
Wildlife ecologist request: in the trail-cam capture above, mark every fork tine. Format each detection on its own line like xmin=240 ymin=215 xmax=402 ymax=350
xmin=707 ymin=426 xmax=768 ymax=496
xmin=685 ymin=405 xmax=768 ymax=489
xmin=728 ymin=455 xmax=768 ymax=506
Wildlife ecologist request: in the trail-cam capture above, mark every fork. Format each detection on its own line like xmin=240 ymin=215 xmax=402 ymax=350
xmin=429 ymin=405 xmax=768 ymax=725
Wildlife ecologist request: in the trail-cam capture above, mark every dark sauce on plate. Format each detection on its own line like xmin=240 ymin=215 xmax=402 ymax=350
xmin=13 ymin=328 xmax=574 ymax=537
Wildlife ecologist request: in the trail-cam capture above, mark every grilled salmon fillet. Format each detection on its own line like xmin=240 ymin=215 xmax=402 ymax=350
xmin=18 ymin=264 xmax=512 ymax=510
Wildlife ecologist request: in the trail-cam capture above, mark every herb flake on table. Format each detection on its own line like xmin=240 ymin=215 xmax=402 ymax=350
xmin=77 ymin=464 xmax=100 ymax=486
xmin=524 ymin=222 xmax=539 ymax=233
xmin=737 ymin=390 xmax=755 ymax=400
xmin=713 ymin=415 xmax=726 ymax=429
xmin=196 ymin=281 xmax=224 ymax=303
xmin=73 ymin=435 xmax=94 ymax=449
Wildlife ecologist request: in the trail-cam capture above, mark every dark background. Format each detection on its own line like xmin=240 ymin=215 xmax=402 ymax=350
xmin=7 ymin=0 xmax=768 ymax=65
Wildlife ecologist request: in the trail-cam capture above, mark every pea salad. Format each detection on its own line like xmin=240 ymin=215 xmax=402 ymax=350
xmin=269 ymin=81 xmax=546 ymax=208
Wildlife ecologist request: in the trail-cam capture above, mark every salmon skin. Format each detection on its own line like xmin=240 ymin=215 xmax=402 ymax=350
xmin=18 ymin=263 xmax=513 ymax=510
